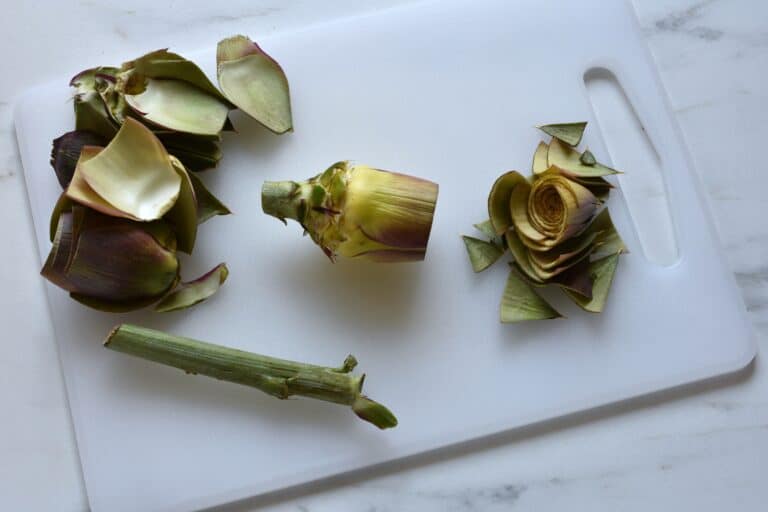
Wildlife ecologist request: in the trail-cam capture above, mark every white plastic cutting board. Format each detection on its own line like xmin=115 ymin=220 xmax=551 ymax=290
xmin=15 ymin=1 xmax=757 ymax=511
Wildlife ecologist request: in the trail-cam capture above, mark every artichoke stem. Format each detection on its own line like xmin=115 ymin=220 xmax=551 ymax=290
xmin=262 ymin=180 xmax=307 ymax=223
xmin=104 ymin=324 xmax=397 ymax=429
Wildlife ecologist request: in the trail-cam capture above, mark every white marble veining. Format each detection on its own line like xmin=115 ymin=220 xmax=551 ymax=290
xmin=1 ymin=0 xmax=766 ymax=510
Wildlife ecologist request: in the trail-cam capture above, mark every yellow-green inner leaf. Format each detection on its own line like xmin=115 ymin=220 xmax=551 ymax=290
xmin=487 ymin=171 xmax=527 ymax=234
xmin=548 ymin=138 xmax=619 ymax=178
xmin=78 ymin=118 xmax=181 ymax=221
xmin=532 ymin=141 xmax=549 ymax=175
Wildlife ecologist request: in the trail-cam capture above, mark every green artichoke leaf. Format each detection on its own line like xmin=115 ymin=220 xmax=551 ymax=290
xmin=587 ymin=209 xmax=627 ymax=259
xmin=217 ymin=35 xmax=293 ymax=134
xmin=187 ymin=172 xmax=232 ymax=223
xmin=462 ymin=235 xmax=503 ymax=273
xmin=154 ymin=263 xmax=229 ymax=312
xmin=565 ymin=253 xmax=621 ymax=312
xmin=164 ymin=156 xmax=199 ymax=254
xmin=537 ymin=122 xmax=587 ymax=146
xmin=76 ymin=118 xmax=181 ymax=221
xmin=580 ymin=149 xmax=597 ymax=166
xmin=73 ymin=94 xmax=119 ymax=140
xmin=158 ymin=132 xmax=223 ymax=172
xmin=125 ymin=78 xmax=231 ymax=136
xmin=500 ymin=268 xmax=562 ymax=323
xmin=473 ymin=219 xmax=497 ymax=239
xmin=126 ymin=49 xmax=231 ymax=104
xmin=548 ymin=138 xmax=620 ymax=178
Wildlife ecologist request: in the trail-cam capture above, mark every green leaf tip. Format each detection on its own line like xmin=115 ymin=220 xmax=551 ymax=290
xmin=500 ymin=268 xmax=562 ymax=323
xmin=462 ymin=235 xmax=503 ymax=273
xmin=538 ymin=122 xmax=587 ymax=146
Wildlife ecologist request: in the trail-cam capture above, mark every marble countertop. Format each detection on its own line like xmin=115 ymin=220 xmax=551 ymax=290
xmin=1 ymin=0 xmax=766 ymax=510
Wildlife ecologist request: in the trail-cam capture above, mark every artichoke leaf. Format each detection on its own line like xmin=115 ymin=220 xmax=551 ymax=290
xmin=78 ymin=118 xmax=181 ymax=221
xmin=154 ymin=263 xmax=229 ymax=312
xmin=548 ymin=138 xmax=620 ymax=177
xmin=125 ymin=78 xmax=230 ymax=136
xmin=587 ymin=209 xmax=627 ymax=259
xmin=66 ymin=146 xmax=142 ymax=220
xmin=217 ymin=35 xmax=292 ymax=134
xmin=500 ymin=268 xmax=562 ymax=323
xmin=565 ymin=253 xmax=620 ymax=312
xmin=462 ymin=236 xmax=503 ymax=273
xmin=538 ymin=122 xmax=587 ymax=146
xmin=580 ymin=149 xmax=597 ymax=166
xmin=164 ymin=156 xmax=198 ymax=253
xmin=532 ymin=141 xmax=549 ymax=175
xmin=488 ymin=171 xmax=527 ymax=234
xmin=126 ymin=49 xmax=231 ymax=104
xmin=187 ymin=172 xmax=232 ymax=223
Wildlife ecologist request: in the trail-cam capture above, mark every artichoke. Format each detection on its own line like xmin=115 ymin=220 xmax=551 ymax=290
xmin=262 ymin=161 xmax=439 ymax=262
xmin=463 ymin=122 xmax=626 ymax=322
xmin=43 ymin=119 xmax=230 ymax=312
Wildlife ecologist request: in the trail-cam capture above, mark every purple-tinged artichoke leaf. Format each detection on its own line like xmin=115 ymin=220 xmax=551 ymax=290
xmin=500 ymin=268 xmax=562 ymax=323
xmin=565 ymin=253 xmax=620 ymax=313
xmin=552 ymin=259 xmax=593 ymax=299
xmin=50 ymin=131 xmax=108 ymax=188
xmin=154 ymin=263 xmax=228 ymax=313
xmin=41 ymin=212 xmax=75 ymax=290
xmin=462 ymin=235 xmax=503 ymax=273
xmin=548 ymin=138 xmax=620 ymax=178
xmin=70 ymin=293 xmax=166 ymax=313
xmin=187 ymin=171 xmax=232 ymax=223
xmin=78 ymin=118 xmax=181 ymax=221
xmin=49 ymin=193 xmax=74 ymax=242
xmin=528 ymin=230 xmax=598 ymax=271
xmin=488 ymin=171 xmax=527 ymax=235
xmin=217 ymin=35 xmax=293 ymax=134
xmin=125 ymin=78 xmax=230 ymax=136
xmin=63 ymin=210 xmax=179 ymax=302
xmin=538 ymin=122 xmax=587 ymax=146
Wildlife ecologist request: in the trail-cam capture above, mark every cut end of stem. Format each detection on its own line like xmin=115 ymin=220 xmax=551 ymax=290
xmin=352 ymin=395 xmax=398 ymax=429
xmin=262 ymin=180 xmax=301 ymax=223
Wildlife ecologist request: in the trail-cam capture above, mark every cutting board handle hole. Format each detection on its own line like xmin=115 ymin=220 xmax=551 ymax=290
xmin=584 ymin=67 xmax=680 ymax=267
